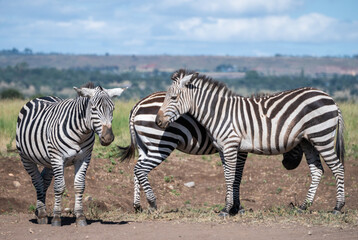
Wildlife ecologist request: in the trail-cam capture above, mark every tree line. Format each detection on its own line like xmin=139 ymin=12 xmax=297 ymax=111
xmin=1 ymin=63 xmax=357 ymax=101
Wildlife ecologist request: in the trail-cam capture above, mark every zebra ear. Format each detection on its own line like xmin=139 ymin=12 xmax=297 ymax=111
xmin=105 ymin=87 xmax=127 ymax=98
xmin=179 ymin=74 xmax=193 ymax=88
xmin=74 ymin=87 xmax=96 ymax=97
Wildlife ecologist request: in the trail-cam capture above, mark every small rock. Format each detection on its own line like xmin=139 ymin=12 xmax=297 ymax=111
xmin=84 ymin=196 xmax=92 ymax=202
xmin=184 ymin=182 xmax=195 ymax=188
xmin=64 ymin=208 xmax=71 ymax=213
xmin=13 ymin=181 xmax=21 ymax=188
xmin=8 ymin=173 xmax=14 ymax=177
xmin=308 ymin=230 xmax=312 ymax=235
xmin=168 ymin=185 xmax=174 ymax=190
xmin=29 ymin=228 xmax=34 ymax=234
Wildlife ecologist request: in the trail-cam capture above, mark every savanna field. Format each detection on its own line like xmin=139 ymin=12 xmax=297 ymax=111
xmin=0 ymin=99 xmax=358 ymax=239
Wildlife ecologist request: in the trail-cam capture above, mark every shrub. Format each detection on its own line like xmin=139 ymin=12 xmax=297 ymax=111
xmin=0 ymin=89 xmax=24 ymax=99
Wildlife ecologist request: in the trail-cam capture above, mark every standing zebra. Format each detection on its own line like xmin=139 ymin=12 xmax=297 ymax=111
xmin=16 ymin=83 xmax=125 ymax=226
xmin=118 ymin=91 xmax=218 ymax=211
xmin=119 ymin=91 xmax=302 ymax=213
xmin=156 ymin=69 xmax=345 ymax=216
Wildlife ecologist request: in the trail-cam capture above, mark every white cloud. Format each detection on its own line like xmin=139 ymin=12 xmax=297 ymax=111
xmin=160 ymin=0 xmax=302 ymax=14
xmin=173 ymin=13 xmax=358 ymax=43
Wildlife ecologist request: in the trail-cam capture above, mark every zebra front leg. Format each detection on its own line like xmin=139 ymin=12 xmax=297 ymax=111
xmin=21 ymin=159 xmax=48 ymax=224
xmin=51 ymin=162 xmax=65 ymax=226
xmin=232 ymin=152 xmax=247 ymax=215
xmin=218 ymin=151 xmax=247 ymax=216
xmin=73 ymin=157 xmax=91 ymax=226
xmin=219 ymin=147 xmax=239 ymax=217
xmin=134 ymin=161 xmax=158 ymax=211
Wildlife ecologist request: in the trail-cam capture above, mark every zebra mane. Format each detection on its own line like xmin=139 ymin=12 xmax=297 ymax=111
xmin=80 ymin=82 xmax=99 ymax=89
xmin=249 ymin=87 xmax=317 ymax=101
xmin=172 ymin=69 xmax=236 ymax=96
xmin=76 ymin=82 xmax=104 ymax=97
xmin=250 ymin=92 xmax=271 ymax=100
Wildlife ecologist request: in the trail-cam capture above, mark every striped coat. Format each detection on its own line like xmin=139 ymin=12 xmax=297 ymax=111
xmin=157 ymin=69 xmax=345 ymax=215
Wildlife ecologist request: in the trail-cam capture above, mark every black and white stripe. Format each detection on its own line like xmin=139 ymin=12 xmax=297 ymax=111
xmin=16 ymin=83 xmax=125 ymax=226
xmin=157 ymin=69 xmax=345 ymax=215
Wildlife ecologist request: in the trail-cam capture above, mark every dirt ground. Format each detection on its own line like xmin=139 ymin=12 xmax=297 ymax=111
xmin=1 ymin=152 xmax=358 ymax=239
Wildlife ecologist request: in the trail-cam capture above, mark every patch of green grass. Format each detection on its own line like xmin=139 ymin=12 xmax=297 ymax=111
xmin=28 ymin=204 xmax=36 ymax=213
xmin=170 ymin=189 xmax=180 ymax=196
xmin=164 ymin=175 xmax=174 ymax=183
xmin=201 ymin=155 xmax=212 ymax=162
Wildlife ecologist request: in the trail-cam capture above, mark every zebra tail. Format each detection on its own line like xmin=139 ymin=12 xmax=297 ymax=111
xmin=336 ymin=109 xmax=345 ymax=166
xmin=118 ymin=141 xmax=136 ymax=162
xmin=118 ymin=109 xmax=137 ymax=162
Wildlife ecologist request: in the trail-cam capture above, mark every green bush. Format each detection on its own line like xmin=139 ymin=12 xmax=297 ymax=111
xmin=0 ymin=89 xmax=24 ymax=99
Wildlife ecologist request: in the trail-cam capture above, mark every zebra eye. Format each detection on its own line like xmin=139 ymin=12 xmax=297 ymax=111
xmin=171 ymin=95 xmax=178 ymax=100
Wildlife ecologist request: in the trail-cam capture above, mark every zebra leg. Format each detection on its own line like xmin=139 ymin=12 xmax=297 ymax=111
xmin=73 ymin=157 xmax=91 ymax=226
xmin=133 ymin=174 xmax=143 ymax=212
xmin=219 ymin=151 xmax=247 ymax=215
xmin=233 ymin=152 xmax=247 ymax=214
xmin=219 ymin=147 xmax=240 ymax=217
xmin=51 ymin=161 xmax=65 ymax=226
xmin=134 ymin=157 xmax=162 ymax=211
xmin=299 ymin=140 xmax=323 ymax=210
xmin=41 ymin=167 xmax=54 ymax=195
xmin=21 ymin=158 xmax=48 ymax=224
xmin=311 ymin=141 xmax=345 ymax=213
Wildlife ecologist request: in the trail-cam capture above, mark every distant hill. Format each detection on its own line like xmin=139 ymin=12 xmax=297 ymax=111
xmin=1 ymin=54 xmax=357 ymax=101
xmin=1 ymin=54 xmax=358 ymax=76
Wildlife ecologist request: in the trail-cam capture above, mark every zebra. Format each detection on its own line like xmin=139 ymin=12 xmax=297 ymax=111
xmin=156 ymin=69 xmax=345 ymax=216
xmin=119 ymin=91 xmax=302 ymax=214
xmin=16 ymin=83 xmax=125 ymax=226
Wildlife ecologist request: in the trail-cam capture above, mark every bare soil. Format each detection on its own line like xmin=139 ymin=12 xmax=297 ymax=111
xmin=1 ymin=152 xmax=358 ymax=239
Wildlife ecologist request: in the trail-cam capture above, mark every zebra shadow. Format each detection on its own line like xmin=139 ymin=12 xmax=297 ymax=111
xmin=29 ymin=217 xmax=130 ymax=226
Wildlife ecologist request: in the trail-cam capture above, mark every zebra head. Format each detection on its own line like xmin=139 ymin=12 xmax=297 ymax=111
xmin=74 ymin=86 xmax=126 ymax=146
xmin=156 ymin=70 xmax=198 ymax=129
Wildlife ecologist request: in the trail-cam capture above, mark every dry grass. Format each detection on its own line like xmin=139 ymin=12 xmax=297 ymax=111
xmin=93 ymin=206 xmax=358 ymax=228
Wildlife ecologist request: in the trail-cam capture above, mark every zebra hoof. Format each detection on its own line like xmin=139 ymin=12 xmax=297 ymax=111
xmin=76 ymin=216 xmax=88 ymax=226
xmin=51 ymin=216 xmax=61 ymax=227
xmin=134 ymin=205 xmax=143 ymax=213
xmin=238 ymin=208 xmax=245 ymax=215
xmin=332 ymin=210 xmax=342 ymax=215
xmin=148 ymin=206 xmax=157 ymax=214
xmin=149 ymin=201 xmax=157 ymax=210
xmin=218 ymin=211 xmax=229 ymax=218
xmin=37 ymin=216 xmax=48 ymax=224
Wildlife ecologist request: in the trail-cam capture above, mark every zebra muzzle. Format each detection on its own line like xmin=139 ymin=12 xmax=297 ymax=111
xmin=100 ymin=125 xmax=114 ymax=146
xmin=156 ymin=110 xmax=170 ymax=129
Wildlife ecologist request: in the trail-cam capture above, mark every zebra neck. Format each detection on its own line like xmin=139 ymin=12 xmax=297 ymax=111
xmin=74 ymin=97 xmax=92 ymax=134
xmin=189 ymin=81 xmax=237 ymax=138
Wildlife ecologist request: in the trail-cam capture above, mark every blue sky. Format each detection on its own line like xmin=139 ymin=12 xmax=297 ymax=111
xmin=0 ymin=0 xmax=357 ymax=56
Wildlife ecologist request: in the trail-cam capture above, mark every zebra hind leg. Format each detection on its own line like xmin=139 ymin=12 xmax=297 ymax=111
xmin=299 ymin=140 xmax=323 ymax=211
xmin=21 ymin=159 xmax=48 ymax=224
xmin=134 ymin=158 xmax=162 ymax=212
xmin=133 ymin=174 xmax=143 ymax=212
xmin=311 ymin=142 xmax=345 ymax=213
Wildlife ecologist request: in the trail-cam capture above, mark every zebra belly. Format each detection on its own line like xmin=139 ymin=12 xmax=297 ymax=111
xmin=239 ymin=136 xmax=302 ymax=155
